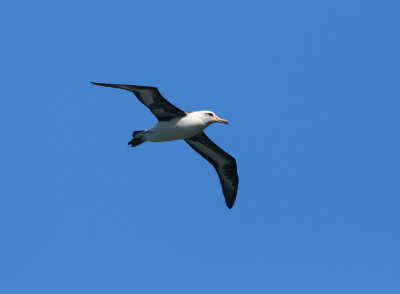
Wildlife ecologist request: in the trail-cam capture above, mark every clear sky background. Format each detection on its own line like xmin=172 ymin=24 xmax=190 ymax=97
xmin=1 ymin=1 xmax=399 ymax=293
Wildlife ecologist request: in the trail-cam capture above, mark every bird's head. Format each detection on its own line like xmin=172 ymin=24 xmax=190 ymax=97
xmin=197 ymin=111 xmax=229 ymax=125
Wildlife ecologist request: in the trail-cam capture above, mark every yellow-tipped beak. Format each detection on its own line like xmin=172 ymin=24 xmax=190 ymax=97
xmin=214 ymin=115 xmax=229 ymax=124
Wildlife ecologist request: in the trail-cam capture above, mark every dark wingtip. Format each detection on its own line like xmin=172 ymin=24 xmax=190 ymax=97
xmin=91 ymin=82 xmax=113 ymax=87
xmin=225 ymin=191 xmax=237 ymax=209
xmin=91 ymin=82 xmax=121 ymax=88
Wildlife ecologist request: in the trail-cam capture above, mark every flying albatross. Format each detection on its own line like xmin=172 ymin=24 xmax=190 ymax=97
xmin=92 ymin=82 xmax=239 ymax=209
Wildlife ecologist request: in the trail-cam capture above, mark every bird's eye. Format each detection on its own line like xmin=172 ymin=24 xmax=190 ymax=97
xmin=207 ymin=113 xmax=213 ymax=116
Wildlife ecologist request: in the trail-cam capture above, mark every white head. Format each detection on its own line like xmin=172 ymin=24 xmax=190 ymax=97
xmin=194 ymin=111 xmax=229 ymax=125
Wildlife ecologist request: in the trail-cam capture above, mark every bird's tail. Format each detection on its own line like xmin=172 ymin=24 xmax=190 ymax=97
xmin=128 ymin=130 xmax=147 ymax=147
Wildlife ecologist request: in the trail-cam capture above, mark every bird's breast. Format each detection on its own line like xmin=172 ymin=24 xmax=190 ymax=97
xmin=145 ymin=116 xmax=210 ymax=142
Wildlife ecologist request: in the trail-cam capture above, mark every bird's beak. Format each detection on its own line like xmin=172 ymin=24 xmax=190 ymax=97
xmin=214 ymin=115 xmax=229 ymax=124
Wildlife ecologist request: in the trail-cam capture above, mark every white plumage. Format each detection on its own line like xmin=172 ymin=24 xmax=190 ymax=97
xmin=144 ymin=111 xmax=226 ymax=142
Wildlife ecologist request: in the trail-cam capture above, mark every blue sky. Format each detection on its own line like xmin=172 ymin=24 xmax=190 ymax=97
xmin=1 ymin=1 xmax=399 ymax=293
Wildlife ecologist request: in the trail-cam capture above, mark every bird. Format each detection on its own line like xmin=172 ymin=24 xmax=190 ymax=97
xmin=92 ymin=82 xmax=239 ymax=209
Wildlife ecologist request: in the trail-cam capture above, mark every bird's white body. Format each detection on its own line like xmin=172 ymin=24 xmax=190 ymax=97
xmin=143 ymin=111 xmax=225 ymax=142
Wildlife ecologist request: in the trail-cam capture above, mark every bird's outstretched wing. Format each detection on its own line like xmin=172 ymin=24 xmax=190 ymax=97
xmin=185 ymin=132 xmax=239 ymax=209
xmin=92 ymin=82 xmax=186 ymax=121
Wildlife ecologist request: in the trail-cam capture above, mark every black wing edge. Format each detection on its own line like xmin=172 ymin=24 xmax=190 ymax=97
xmin=91 ymin=82 xmax=159 ymax=91
xmin=91 ymin=82 xmax=186 ymax=121
xmin=185 ymin=132 xmax=239 ymax=209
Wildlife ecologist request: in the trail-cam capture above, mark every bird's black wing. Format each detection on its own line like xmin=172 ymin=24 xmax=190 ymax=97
xmin=185 ymin=131 xmax=239 ymax=209
xmin=92 ymin=82 xmax=186 ymax=121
